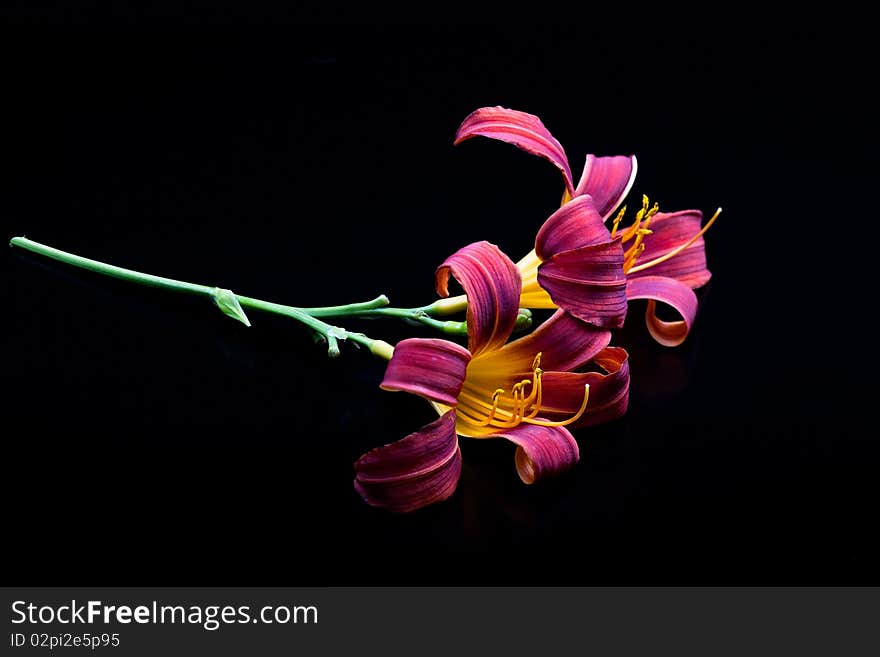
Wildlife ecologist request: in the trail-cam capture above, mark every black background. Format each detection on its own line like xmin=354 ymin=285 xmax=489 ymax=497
xmin=2 ymin=16 xmax=876 ymax=584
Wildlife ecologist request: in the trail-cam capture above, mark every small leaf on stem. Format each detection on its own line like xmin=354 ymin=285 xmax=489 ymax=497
xmin=211 ymin=288 xmax=251 ymax=327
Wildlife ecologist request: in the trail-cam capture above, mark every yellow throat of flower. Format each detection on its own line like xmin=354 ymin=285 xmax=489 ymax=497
xmin=455 ymin=353 xmax=590 ymax=437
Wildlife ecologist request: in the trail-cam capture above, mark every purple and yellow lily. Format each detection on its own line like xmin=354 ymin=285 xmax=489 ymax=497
xmin=456 ymin=106 xmax=719 ymax=346
xmin=354 ymin=240 xmax=629 ymax=513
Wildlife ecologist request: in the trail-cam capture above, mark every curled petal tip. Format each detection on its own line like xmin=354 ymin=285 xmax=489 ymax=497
xmin=497 ymin=424 xmax=580 ymax=485
xmin=626 ymin=276 xmax=698 ymax=347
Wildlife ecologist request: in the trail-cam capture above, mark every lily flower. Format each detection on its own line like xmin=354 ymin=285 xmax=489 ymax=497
xmin=354 ymin=241 xmax=630 ymax=513
xmin=455 ymin=106 xmax=719 ymax=346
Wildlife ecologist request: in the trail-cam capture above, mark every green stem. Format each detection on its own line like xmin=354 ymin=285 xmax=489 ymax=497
xmin=314 ymin=301 xmax=532 ymax=334
xmin=9 ymin=236 xmax=395 ymax=360
xmin=10 ymin=236 xmax=529 ymax=345
xmin=10 ymin=236 xmax=212 ymax=296
xmin=333 ymin=306 xmax=468 ymax=335
xmin=300 ymin=295 xmax=391 ymax=316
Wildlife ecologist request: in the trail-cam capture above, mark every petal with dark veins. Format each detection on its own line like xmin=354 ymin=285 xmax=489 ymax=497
xmin=436 ymin=241 xmax=522 ymax=357
xmin=469 ymin=310 xmax=611 ymax=378
xmin=538 ymin=239 xmax=627 ymax=328
xmin=627 ymin=209 xmax=711 ymax=289
xmin=493 ymin=423 xmax=580 ymax=484
xmin=381 ymin=338 xmax=471 ymax=406
xmin=354 ymin=410 xmax=462 ymax=513
xmin=573 ymin=154 xmax=638 ymax=219
xmin=535 ymin=195 xmax=614 ymax=259
xmin=454 ymin=106 xmax=574 ymax=195
xmin=539 ymin=347 xmax=630 ymax=427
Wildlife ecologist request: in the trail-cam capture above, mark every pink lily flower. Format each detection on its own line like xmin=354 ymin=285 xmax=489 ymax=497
xmin=354 ymin=241 xmax=629 ymax=513
xmin=455 ymin=106 xmax=719 ymax=346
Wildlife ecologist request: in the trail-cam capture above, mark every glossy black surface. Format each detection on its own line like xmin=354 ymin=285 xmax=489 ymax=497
xmin=2 ymin=22 xmax=874 ymax=584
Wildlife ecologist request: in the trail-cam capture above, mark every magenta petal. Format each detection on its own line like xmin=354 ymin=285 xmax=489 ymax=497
xmin=473 ymin=310 xmax=610 ymax=375
xmin=537 ymin=239 xmax=627 ymax=328
xmin=540 ymin=347 xmax=630 ymax=427
xmin=629 ymin=210 xmax=711 ymax=289
xmin=354 ymin=410 xmax=462 ymax=513
xmin=626 ymin=276 xmax=698 ymax=347
xmin=454 ymin=106 xmax=574 ymax=195
xmin=535 ymin=194 xmax=614 ymax=259
xmin=573 ymin=154 xmax=638 ymax=219
xmin=493 ymin=423 xmax=579 ymax=484
xmin=380 ymin=338 xmax=471 ymax=405
xmin=436 ymin=241 xmax=522 ymax=357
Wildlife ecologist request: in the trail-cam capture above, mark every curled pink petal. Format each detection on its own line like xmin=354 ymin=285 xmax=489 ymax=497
xmin=354 ymin=410 xmax=462 ymax=513
xmin=626 ymin=276 xmax=698 ymax=347
xmin=436 ymin=241 xmax=521 ymax=357
xmin=573 ymin=154 xmax=638 ymax=219
xmin=454 ymin=106 xmax=574 ymax=195
xmin=493 ymin=423 xmax=579 ymax=485
xmin=380 ymin=338 xmax=471 ymax=406
xmin=537 ymin=239 xmax=627 ymax=328
xmin=629 ymin=210 xmax=711 ymax=289
xmin=472 ymin=309 xmax=610 ymax=374
xmin=535 ymin=195 xmax=614 ymax=259
xmin=539 ymin=347 xmax=630 ymax=427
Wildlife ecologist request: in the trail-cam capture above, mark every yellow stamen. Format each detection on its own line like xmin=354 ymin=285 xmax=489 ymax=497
xmin=627 ymin=207 xmax=722 ymax=274
xmin=619 ymin=195 xmax=648 ymax=241
xmin=456 ymin=352 xmax=590 ymax=431
xmin=489 ymin=382 xmax=526 ymax=428
xmin=623 ymin=227 xmax=652 ymax=260
xmin=619 ymin=195 xmax=660 ymax=243
xmin=524 ymin=369 xmax=544 ymax=419
xmin=623 ymin=242 xmax=646 ymax=273
xmin=466 ymin=388 xmax=506 ymax=427
xmin=610 ymin=205 xmax=627 ymax=238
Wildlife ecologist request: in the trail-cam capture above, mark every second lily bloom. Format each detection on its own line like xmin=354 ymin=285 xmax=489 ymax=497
xmin=456 ymin=105 xmax=719 ymax=346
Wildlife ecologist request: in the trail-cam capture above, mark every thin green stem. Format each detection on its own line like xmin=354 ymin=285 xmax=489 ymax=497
xmin=10 ymin=236 xmax=395 ymax=359
xmin=299 ymin=295 xmax=471 ymax=335
xmin=300 ymin=295 xmax=391 ymax=316
xmin=10 ymin=236 xmax=212 ymax=296
xmin=316 ymin=302 xmax=531 ymax=335
xmin=10 ymin=236 xmax=528 ymax=345
xmin=361 ymin=307 xmax=468 ymax=335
